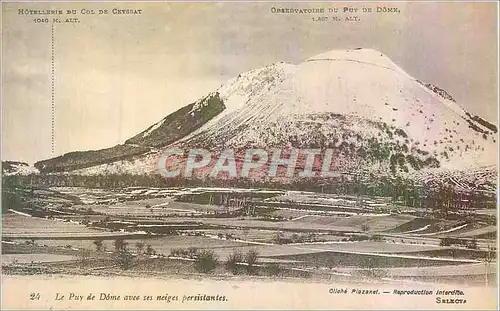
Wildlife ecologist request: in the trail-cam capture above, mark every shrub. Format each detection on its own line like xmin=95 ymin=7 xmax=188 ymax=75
xmin=348 ymin=235 xmax=370 ymax=242
xmin=440 ymin=238 xmax=450 ymax=247
xmin=245 ymin=249 xmax=259 ymax=275
xmin=358 ymin=259 xmax=387 ymax=279
xmin=116 ymin=247 xmax=133 ymax=270
xmin=291 ymin=233 xmax=299 ymax=243
xmin=264 ymin=263 xmax=281 ymax=276
xmin=145 ymin=245 xmax=156 ymax=256
xmin=187 ymin=247 xmax=199 ymax=258
xmin=170 ymin=248 xmax=184 ymax=257
xmin=370 ymin=235 xmax=383 ymax=242
xmin=196 ymin=250 xmax=218 ymax=273
xmin=225 ymin=251 xmax=244 ymax=275
xmin=395 ymin=128 xmax=408 ymax=138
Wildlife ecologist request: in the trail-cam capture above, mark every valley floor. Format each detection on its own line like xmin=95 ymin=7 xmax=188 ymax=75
xmin=2 ymin=186 xmax=497 ymax=309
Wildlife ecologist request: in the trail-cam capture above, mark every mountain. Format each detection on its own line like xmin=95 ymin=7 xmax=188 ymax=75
xmin=32 ymin=48 xmax=497 ymax=191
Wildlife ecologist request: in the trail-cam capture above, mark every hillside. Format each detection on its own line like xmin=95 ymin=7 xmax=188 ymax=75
xmin=2 ymin=161 xmax=39 ymax=176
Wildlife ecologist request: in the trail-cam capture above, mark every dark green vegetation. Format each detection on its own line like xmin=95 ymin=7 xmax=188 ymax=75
xmin=195 ymin=250 xmax=218 ymax=273
xmin=465 ymin=112 xmax=498 ymax=134
xmin=125 ymin=92 xmax=225 ymax=147
xmin=34 ymin=144 xmax=150 ymax=173
xmin=2 ymin=161 xmax=30 ymax=174
xmin=3 ymin=172 xmax=496 ymax=220
xmin=420 ymin=82 xmax=456 ymax=102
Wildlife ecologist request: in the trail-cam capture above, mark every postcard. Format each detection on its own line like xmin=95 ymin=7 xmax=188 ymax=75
xmin=1 ymin=1 xmax=498 ymax=310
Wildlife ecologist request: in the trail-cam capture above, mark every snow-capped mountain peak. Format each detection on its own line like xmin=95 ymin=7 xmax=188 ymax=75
xmin=306 ymin=48 xmax=404 ymax=74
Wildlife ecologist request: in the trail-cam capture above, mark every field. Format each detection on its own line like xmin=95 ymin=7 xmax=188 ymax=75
xmin=454 ymin=226 xmax=497 ymax=238
xmin=264 ymin=250 xmax=483 ymax=269
xmin=2 ymin=253 xmax=76 ymax=264
xmin=333 ymin=262 xmax=496 ymax=278
xmin=290 ymin=214 xmax=415 ymax=231
xmin=2 ymin=186 xmax=497 ymax=285
xmin=1 ymin=213 xmax=122 ymax=238
xmin=83 ymin=199 xmax=220 ymax=217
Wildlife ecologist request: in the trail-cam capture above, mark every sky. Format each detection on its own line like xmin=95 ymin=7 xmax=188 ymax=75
xmin=2 ymin=2 xmax=498 ymax=164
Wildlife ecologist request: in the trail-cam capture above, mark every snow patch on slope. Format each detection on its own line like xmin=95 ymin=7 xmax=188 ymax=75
xmin=2 ymin=162 xmax=39 ymax=176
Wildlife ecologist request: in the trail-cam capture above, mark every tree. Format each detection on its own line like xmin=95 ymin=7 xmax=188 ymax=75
xmin=78 ymin=249 xmax=91 ymax=267
xmin=274 ymin=231 xmax=284 ymax=244
xmin=116 ymin=247 xmax=133 ymax=270
xmin=484 ymin=245 xmax=494 ymax=288
xmin=135 ymin=242 xmax=145 ymax=254
xmin=145 ymin=244 xmax=156 ymax=256
xmin=82 ymin=216 xmax=91 ymax=225
xmin=467 ymin=239 xmax=478 ymax=250
xmin=93 ymin=240 xmax=104 ymax=252
xmin=113 ymin=238 xmax=127 ymax=252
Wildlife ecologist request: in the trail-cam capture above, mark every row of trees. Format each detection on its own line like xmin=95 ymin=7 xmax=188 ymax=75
xmin=92 ymin=239 xmax=156 ymax=255
xmin=88 ymin=238 xmax=279 ymax=276
xmin=439 ymin=237 xmax=478 ymax=249
xmin=169 ymin=248 xmax=277 ymax=275
xmin=87 ymin=238 xmax=157 ymax=270
xmin=4 ymin=172 xmax=494 ymax=202
xmin=3 ymin=169 xmax=495 ymax=221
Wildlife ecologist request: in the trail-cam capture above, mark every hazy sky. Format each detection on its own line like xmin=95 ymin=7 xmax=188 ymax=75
xmin=2 ymin=2 xmax=498 ymax=164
